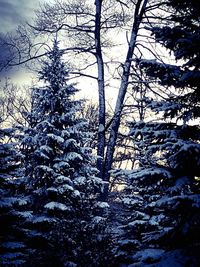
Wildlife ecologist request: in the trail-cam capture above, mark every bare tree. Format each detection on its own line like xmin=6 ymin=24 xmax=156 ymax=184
xmin=104 ymin=0 xmax=149 ymax=187
xmin=0 ymin=0 xmax=167 ymax=197
xmin=0 ymin=79 xmax=31 ymax=127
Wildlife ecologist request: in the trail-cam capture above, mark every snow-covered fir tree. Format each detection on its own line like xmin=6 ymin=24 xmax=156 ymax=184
xmin=0 ymin=122 xmax=29 ymax=266
xmin=113 ymin=0 xmax=200 ymax=265
xmin=20 ymin=40 xmax=111 ymax=267
xmin=115 ymin=122 xmax=200 ymax=266
xmin=138 ymin=3 xmax=200 ymax=261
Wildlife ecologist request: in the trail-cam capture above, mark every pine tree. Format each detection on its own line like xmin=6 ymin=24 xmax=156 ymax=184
xmin=0 ymin=124 xmax=29 ymax=266
xmin=139 ymin=0 xmax=200 ymax=122
xmin=20 ymin=40 xmax=111 ymax=267
xmin=114 ymin=1 xmax=200 ymax=265
xmin=138 ymin=0 xmax=200 ymax=253
xmin=114 ymin=116 xmax=200 ymax=266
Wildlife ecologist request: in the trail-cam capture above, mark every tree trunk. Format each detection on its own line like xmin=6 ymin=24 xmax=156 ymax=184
xmin=95 ymin=0 xmax=106 ymax=180
xmin=104 ymin=0 xmax=148 ymax=188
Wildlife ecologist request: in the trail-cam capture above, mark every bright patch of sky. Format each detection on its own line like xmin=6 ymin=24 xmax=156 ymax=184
xmin=0 ymin=0 xmax=43 ymax=33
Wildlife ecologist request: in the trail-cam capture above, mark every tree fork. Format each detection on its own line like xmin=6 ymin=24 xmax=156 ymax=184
xmin=103 ymin=0 xmax=148 ymax=187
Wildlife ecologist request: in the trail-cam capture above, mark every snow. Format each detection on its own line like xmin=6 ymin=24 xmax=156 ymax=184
xmin=74 ymin=176 xmax=86 ymax=185
xmin=47 ymin=133 xmax=64 ymax=144
xmin=65 ymin=152 xmax=83 ymax=161
xmin=98 ymin=124 xmax=105 ymax=133
xmin=155 ymin=249 xmax=197 ymax=267
xmin=31 ymin=215 xmax=56 ymax=223
xmin=61 ymin=129 xmax=70 ymax=138
xmin=0 ymin=197 xmax=16 ymax=208
xmin=178 ymin=143 xmax=200 ymax=153
xmin=91 ymin=176 xmax=105 ymax=186
xmin=92 ymin=216 xmax=106 ymax=224
xmin=123 ymin=197 xmax=140 ymax=206
xmin=37 ymin=120 xmax=54 ymax=129
xmin=1 ymin=252 xmax=25 ymax=259
xmin=128 ymin=220 xmax=147 ymax=227
xmin=0 ymin=197 xmax=28 ymax=208
xmin=73 ymin=190 xmax=81 ymax=197
xmin=55 ymin=175 xmax=72 ymax=184
xmin=47 ymin=187 xmax=58 ymax=193
xmin=37 ymin=165 xmax=54 ymax=173
xmin=36 ymin=151 xmax=49 ymax=160
xmin=14 ymin=211 xmax=33 ymax=218
xmin=156 ymin=194 xmax=200 ymax=208
xmin=96 ymin=201 xmax=110 ymax=208
xmin=149 ymin=214 xmax=165 ymax=226
xmin=131 ymin=248 xmax=165 ymax=265
xmin=64 ymin=261 xmax=77 ymax=267
xmin=2 ymin=242 xmax=25 ymax=249
xmin=135 ymin=211 xmax=150 ymax=220
xmin=128 ymin=167 xmax=172 ymax=181
xmin=40 ymin=145 xmax=53 ymax=153
xmin=44 ymin=201 xmax=69 ymax=211
xmin=2 ymin=259 xmax=26 ymax=266
xmin=64 ymin=138 xmax=77 ymax=148
xmin=119 ymin=239 xmax=140 ymax=246
xmin=53 ymin=161 xmax=70 ymax=170
xmin=58 ymin=184 xmax=74 ymax=193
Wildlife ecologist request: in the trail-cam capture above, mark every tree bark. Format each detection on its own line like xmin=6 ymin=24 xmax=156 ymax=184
xmin=95 ymin=0 xmax=106 ymax=180
xmin=104 ymin=0 xmax=148 ymax=187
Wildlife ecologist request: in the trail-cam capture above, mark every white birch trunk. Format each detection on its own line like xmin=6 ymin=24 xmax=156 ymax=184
xmin=104 ymin=0 xmax=149 ymax=187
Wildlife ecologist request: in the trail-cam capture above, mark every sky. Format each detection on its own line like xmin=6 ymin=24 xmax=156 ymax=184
xmin=0 ymin=0 xmax=99 ymax=99
xmin=0 ymin=0 xmax=61 ymax=32
xmin=0 ymin=0 xmax=125 ymax=104
xmin=0 ymin=0 xmax=43 ymax=82
xmin=0 ymin=0 xmax=108 ymax=103
xmin=0 ymin=0 xmax=42 ymax=33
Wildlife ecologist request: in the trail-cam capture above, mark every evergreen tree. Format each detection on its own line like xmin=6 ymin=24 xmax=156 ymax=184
xmin=0 ymin=124 xmax=29 ymax=266
xmin=116 ymin=122 xmax=200 ymax=266
xmin=114 ymin=1 xmax=200 ymax=265
xmin=139 ymin=0 xmax=200 ymax=122
xmin=20 ymin=40 xmax=111 ymax=267
xmin=138 ymin=1 xmax=200 ymax=257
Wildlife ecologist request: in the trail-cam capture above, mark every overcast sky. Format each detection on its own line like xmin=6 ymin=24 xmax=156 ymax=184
xmin=0 ymin=0 xmax=110 ymax=102
xmin=0 ymin=0 xmax=39 ymax=32
xmin=0 ymin=0 xmax=97 ymax=98
xmin=0 ymin=0 xmax=44 ymax=81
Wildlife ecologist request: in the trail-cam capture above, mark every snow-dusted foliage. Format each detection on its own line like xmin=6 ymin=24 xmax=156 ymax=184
xmin=0 ymin=126 xmax=29 ymax=266
xmin=19 ymin=40 xmax=111 ymax=266
xmin=138 ymin=2 xmax=200 ymax=256
xmin=138 ymin=0 xmax=200 ymax=123
xmin=114 ymin=121 xmax=200 ymax=266
xmin=113 ymin=1 xmax=200 ymax=265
